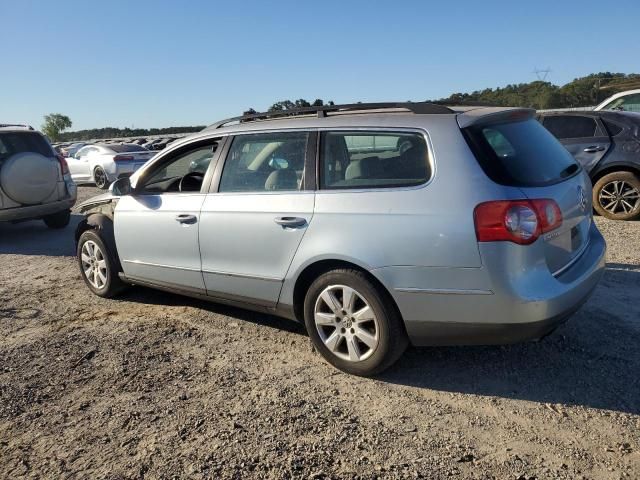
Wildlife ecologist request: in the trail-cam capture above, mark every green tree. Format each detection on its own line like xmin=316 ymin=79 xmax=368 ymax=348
xmin=42 ymin=113 xmax=72 ymax=141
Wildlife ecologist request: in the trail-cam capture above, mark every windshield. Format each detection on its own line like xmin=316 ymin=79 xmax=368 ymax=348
xmin=463 ymin=118 xmax=579 ymax=187
xmin=0 ymin=132 xmax=53 ymax=161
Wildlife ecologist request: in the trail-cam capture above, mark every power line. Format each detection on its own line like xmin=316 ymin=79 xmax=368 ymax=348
xmin=533 ymin=67 xmax=551 ymax=81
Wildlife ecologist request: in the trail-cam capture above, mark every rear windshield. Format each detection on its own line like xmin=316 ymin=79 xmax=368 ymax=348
xmin=108 ymin=144 xmax=149 ymax=153
xmin=463 ymin=119 xmax=579 ymax=187
xmin=0 ymin=132 xmax=53 ymax=160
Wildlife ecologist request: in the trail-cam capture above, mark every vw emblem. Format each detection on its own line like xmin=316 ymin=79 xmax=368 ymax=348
xmin=577 ymin=186 xmax=587 ymax=212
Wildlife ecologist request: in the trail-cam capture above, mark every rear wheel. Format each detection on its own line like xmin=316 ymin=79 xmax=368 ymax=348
xmin=43 ymin=209 xmax=70 ymax=229
xmin=304 ymin=269 xmax=408 ymax=376
xmin=94 ymin=167 xmax=110 ymax=190
xmin=77 ymin=230 xmax=125 ymax=297
xmin=593 ymin=171 xmax=640 ymax=221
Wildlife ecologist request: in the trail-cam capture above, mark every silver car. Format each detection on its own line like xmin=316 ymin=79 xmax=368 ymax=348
xmin=1 ymin=124 xmax=77 ymax=227
xmin=75 ymin=103 xmax=606 ymax=375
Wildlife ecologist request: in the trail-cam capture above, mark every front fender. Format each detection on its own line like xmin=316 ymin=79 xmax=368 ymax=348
xmin=75 ymin=213 xmax=122 ymax=271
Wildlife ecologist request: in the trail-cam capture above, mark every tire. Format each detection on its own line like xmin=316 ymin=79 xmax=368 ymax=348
xmin=0 ymin=152 xmax=58 ymax=204
xmin=93 ymin=167 xmax=110 ymax=190
xmin=592 ymin=171 xmax=640 ymax=221
xmin=77 ymin=230 xmax=126 ymax=298
xmin=43 ymin=209 xmax=71 ymax=229
xmin=304 ymin=268 xmax=408 ymax=376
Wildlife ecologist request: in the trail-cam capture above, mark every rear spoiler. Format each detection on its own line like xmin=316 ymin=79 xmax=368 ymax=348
xmin=456 ymin=108 xmax=535 ymax=129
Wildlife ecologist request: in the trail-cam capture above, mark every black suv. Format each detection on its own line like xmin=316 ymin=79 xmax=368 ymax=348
xmin=538 ymin=110 xmax=640 ymax=220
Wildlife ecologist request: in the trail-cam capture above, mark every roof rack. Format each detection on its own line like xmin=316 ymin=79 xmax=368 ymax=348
xmin=206 ymin=102 xmax=455 ymax=130
xmin=0 ymin=124 xmax=34 ymax=130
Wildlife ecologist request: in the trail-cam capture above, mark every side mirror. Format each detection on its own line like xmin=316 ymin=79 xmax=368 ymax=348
xmin=111 ymin=176 xmax=132 ymax=196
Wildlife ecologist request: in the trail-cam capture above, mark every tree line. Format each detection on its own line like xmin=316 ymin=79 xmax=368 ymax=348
xmin=50 ymin=73 xmax=640 ymax=141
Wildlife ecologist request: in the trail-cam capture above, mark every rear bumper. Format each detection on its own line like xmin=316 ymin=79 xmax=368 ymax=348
xmin=0 ymin=197 xmax=76 ymax=222
xmin=374 ymin=222 xmax=606 ymax=346
xmin=105 ymin=163 xmax=146 ymax=182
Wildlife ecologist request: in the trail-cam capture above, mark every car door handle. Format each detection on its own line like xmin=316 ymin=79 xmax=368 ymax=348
xmin=175 ymin=214 xmax=197 ymax=225
xmin=583 ymin=146 xmax=605 ymax=153
xmin=274 ymin=216 xmax=307 ymax=228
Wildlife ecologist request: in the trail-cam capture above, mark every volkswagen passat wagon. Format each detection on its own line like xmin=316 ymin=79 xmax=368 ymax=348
xmin=75 ymin=102 xmax=606 ymax=376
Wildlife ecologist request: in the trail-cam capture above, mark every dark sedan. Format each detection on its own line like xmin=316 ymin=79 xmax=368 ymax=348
xmin=538 ymin=111 xmax=640 ymax=220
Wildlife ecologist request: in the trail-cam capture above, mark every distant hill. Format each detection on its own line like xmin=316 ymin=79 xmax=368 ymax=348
xmin=434 ymin=72 xmax=640 ymax=109
xmin=57 ymin=125 xmax=205 ymax=142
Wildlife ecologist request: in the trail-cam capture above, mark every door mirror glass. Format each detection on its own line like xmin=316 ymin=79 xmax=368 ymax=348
xmin=111 ymin=176 xmax=132 ymax=196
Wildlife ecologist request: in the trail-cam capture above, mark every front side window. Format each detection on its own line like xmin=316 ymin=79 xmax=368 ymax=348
xmin=543 ymin=116 xmax=597 ymax=139
xmin=320 ymin=131 xmax=430 ymax=189
xmin=140 ymin=141 xmax=219 ymax=194
xmin=604 ymin=93 xmax=640 ymax=112
xmin=219 ymin=132 xmax=308 ymax=192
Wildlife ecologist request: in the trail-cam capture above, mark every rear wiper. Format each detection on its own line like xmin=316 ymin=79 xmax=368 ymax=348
xmin=559 ymin=164 xmax=579 ymax=178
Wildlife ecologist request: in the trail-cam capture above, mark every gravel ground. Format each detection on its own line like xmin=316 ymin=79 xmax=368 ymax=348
xmin=0 ymin=187 xmax=638 ymax=479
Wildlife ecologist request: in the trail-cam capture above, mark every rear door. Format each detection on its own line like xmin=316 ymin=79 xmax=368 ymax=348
xmin=465 ymin=118 xmax=592 ymax=275
xmin=198 ymin=131 xmax=315 ymax=307
xmin=541 ymin=115 xmax=611 ymax=172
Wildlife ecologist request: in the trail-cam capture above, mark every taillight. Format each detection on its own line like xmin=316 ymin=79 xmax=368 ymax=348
xmin=56 ymin=154 xmax=70 ymax=175
xmin=474 ymin=199 xmax=562 ymax=245
xmin=113 ymin=155 xmax=134 ymax=162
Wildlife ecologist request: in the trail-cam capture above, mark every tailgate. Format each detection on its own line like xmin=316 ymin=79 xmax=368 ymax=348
xmin=519 ymin=171 xmax=592 ymax=275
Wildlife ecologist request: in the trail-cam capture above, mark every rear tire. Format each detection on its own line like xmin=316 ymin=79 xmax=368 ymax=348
xmin=304 ymin=269 xmax=408 ymax=376
xmin=94 ymin=167 xmax=110 ymax=190
xmin=593 ymin=171 xmax=640 ymax=221
xmin=77 ymin=230 xmax=126 ymax=297
xmin=43 ymin=209 xmax=71 ymax=229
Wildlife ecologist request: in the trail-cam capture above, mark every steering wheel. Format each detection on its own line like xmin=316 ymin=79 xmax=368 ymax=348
xmin=179 ymin=171 xmax=205 ymax=192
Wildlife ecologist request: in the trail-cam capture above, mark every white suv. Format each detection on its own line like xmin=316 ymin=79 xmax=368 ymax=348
xmin=0 ymin=124 xmax=77 ymax=228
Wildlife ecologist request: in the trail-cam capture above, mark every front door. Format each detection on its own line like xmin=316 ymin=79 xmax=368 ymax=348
xmin=199 ymin=131 xmax=315 ymax=307
xmin=114 ymin=139 xmax=223 ymax=291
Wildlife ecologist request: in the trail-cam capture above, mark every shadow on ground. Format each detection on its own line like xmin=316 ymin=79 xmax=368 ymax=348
xmin=380 ymin=264 xmax=640 ymax=415
xmin=0 ymin=214 xmax=82 ymax=256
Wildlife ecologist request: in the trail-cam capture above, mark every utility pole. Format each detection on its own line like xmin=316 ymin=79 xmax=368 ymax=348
xmin=533 ymin=67 xmax=551 ymax=81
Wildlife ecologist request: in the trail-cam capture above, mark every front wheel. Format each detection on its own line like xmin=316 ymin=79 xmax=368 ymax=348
xmin=304 ymin=269 xmax=408 ymax=376
xmin=93 ymin=167 xmax=110 ymax=190
xmin=77 ymin=230 xmax=126 ymax=297
xmin=593 ymin=171 xmax=640 ymax=221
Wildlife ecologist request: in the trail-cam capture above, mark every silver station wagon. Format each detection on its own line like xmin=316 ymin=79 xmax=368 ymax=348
xmin=76 ymin=102 xmax=606 ymax=375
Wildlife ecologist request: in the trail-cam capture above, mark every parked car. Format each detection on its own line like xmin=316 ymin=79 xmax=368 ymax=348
xmin=594 ymin=89 xmax=640 ymax=113
xmin=0 ymin=124 xmax=76 ymax=228
xmin=538 ymin=110 xmax=640 ymax=220
xmin=75 ymin=102 xmax=606 ymax=376
xmin=142 ymin=139 xmax=162 ymax=150
xmin=151 ymin=137 xmax=177 ymax=150
xmin=67 ymin=143 xmax=155 ymax=189
xmin=64 ymin=142 xmax=89 ymax=158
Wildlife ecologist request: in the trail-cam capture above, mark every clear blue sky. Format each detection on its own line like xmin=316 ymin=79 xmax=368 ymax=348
xmin=2 ymin=0 xmax=638 ymax=131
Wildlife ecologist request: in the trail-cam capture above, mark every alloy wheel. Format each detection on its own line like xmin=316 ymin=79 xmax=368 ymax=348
xmin=94 ymin=168 xmax=107 ymax=188
xmin=314 ymin=284 xmax=379 ymax=362
xmin=81 ymin=240 xmax=108 ymax=289
xmin=598 ymin=180 xmax=640 ymax=215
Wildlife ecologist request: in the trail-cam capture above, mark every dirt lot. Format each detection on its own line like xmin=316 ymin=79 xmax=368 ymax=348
xmin=1 ymin=187 xmax=639 ymax=479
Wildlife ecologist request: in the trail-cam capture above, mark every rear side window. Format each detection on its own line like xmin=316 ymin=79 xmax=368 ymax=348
xmin=602 ymin=119 xmax=624 ymax=137
xmin=0 ymin=132 xmax=53 ymax=160
xmin=320 ymin=131 xmax=430 ymax=189
xmin=464 ymin=119 xmax=579 ymax=187
xmin=542 ymin=116 xmax=597 ymax=139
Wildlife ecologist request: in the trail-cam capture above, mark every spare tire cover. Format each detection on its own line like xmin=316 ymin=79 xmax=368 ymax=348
xmin=0 ymin=152 xmax=58 ymax=205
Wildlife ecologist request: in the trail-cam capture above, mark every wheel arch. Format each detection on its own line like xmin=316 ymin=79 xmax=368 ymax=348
xmin=590 ymin=163 xmax=640 ymax=185
xmin=290 ymin=258 xmax=404 ymax=327
xmin=75 ymin=213 xmax=122 ymax=271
